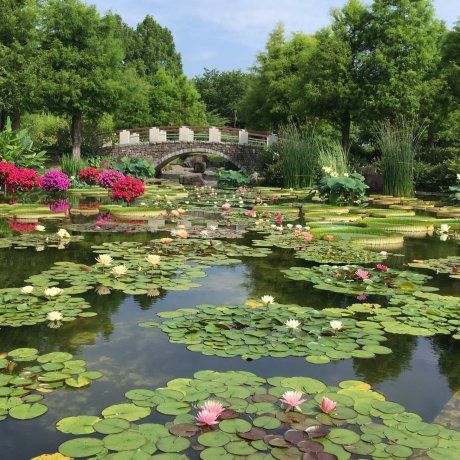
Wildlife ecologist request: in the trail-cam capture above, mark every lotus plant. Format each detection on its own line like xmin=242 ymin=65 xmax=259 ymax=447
xmin=280 ymin=390 xmax=306 ymax=412
xmin=320 ymin=397 xmax=337 ymax=414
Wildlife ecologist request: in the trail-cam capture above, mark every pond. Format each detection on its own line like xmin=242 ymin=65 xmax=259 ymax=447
xmin=0 ymin=192 xmax=459 ymax=459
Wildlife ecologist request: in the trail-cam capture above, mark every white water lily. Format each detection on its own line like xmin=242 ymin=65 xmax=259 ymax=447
xmin=330 ymin=320 xmax=343 ymax=331
xmin=284 ymin=319 xmax=301 ymax=330
xmin=35 ymin=245 xmax=45 ymax=252
xmin=57 ymin=228 xmax=71 ymax=239
xmin=44 ymin=287 xmax=63 ymax=297
xmin=200 ymin=230 xmax=209 ymax=237
xmin=96 ymin=254 xmax=113 ymax=266
xmin=146 ymin=254 xmax=161 ymax=265
xmin=287 ymin=224 xmax=293 ymax=229
xmin=261 ymin=295 xmax=275 ymax=305
xmin=21 ymin=286 xmax=34 ymax=295
xmin=380 ymin=251 xmax=388 ymax=256
xmin=111 ymin=265 xmax=127 ymax=277
xmin=47 ymin=311 xmax=63 ymax=322
xmin=440 ymin=233 xmax=448 ymax=242
xmin=440 ymin=224 xmax=451 ymax=233
xmin=35 ymin=225 xmax=45 ymax=232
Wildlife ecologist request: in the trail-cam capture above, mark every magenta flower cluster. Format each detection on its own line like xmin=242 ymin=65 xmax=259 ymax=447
xmin=98 ymin=169 xmax=125 ymax=189
xmin=40 ymin=170 xmax=70 ymax=194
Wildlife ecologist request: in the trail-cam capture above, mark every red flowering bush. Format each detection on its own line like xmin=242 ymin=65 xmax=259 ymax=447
xmin=9 ymin=221 xmax=37 ymax=233
xmin=110 ymin=177 xmax=145 ymax=202
xmin=79 ymin=167 xmax=101 ymax=185
xmin=5 ymin=167 xmax=41 ymax=193
xmin=0 ymin=162 xmax=18 ymax=186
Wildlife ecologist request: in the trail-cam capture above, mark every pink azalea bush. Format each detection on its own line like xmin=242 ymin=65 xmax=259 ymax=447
xmin=41 ymin=170 xmax=70 ymax=194
xmin=98 ymin=169 xmax=125 ymax=189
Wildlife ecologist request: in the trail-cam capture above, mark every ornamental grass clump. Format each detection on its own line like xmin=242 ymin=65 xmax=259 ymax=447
xmin=376 ymin=118 xmax=423 ymax=197
xmin=41 ymin=170 xmax=70 ymax=193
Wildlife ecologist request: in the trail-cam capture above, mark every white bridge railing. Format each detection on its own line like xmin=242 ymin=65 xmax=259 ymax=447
xmin=115 ymin=126 xmax=278 ymax=148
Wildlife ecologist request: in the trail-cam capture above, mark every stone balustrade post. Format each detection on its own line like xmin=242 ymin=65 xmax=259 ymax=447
xmin=179 ymin=126 xmax=194 ymax=142
xmin=130 ymin=133 xmax=140 ymax=145
xmin=149 ymin=127 xmax=167 ymax=143
xmin=239 ymin=129 xmax=249 ymax=145
xmin=208 ymin=127 xmax=221 ymax=143
xmin=119 ymin=130 xmax=130 ymax=145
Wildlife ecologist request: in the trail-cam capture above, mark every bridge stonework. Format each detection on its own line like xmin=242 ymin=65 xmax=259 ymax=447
xmin=102 ymin=141 xmax=264 ymax=172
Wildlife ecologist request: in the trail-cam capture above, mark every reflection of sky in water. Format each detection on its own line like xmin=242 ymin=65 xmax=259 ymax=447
xmin=0 ymin=233 xmax=458 ymax=459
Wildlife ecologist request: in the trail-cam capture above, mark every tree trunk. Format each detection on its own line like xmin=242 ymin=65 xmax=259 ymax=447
xmin=0 ymin=111 xmax=6 ymax=131
xmin=12 ymin=109 xmax=21 ymax=131
xmin=71 ymin=112 xmax=82 ymax=161
xmin=341 ymin=111 xmax=351 ymax=153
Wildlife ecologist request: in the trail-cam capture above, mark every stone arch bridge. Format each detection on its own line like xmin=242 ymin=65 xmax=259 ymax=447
xmin=101 ymin=126 xmax=278 ymax=172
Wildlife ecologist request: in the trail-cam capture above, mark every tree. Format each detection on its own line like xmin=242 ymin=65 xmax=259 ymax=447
xmin=300 ymin=0 xmax=368 ymax=151
xmin=126 ymin=15 xmax=183 ymax=78
xmin=0 ymin=0 xmax=42 ymax=130
xmin=443 ymin=20 xmax=460 ymax=100
xmin=240 ymin=25 xmax=316 ymax=130
xmin=193 ymin=68 xmax=250 ymax=126
xmin=40 ymin=0 xmax=123 ymax=159
xmin=362 ymin=0 xmax=443 ymax=123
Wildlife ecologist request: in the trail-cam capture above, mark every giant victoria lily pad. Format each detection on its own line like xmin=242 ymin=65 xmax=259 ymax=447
xmin=282 ymin=264 xmax=438 ymax=296
xmin=42 ymin=370 xmax=460 ymax=459
xmin=0 ymin=348 xmax=102 ymax=422
xmin=407 ymin=256 xmax=460 ymax=280
xmin=138 ymin=301 xmax=392 ymax=363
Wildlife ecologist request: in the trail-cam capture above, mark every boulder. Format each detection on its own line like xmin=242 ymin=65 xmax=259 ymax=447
xmin=183 ymin=155 xmax=207 ymax=173
xmin=179 ymin=173 xmax=205 ymax=186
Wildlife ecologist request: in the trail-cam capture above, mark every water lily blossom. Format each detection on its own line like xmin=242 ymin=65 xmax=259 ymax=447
xmin=146 ymin=255 xmax=161 ymax=265
xmin=326 ymin=235 xmax=334 ymax=242
xmin=261 ymin=295 xmax=275 ymax=305
xmin=35 ymin=225 xmax=45 ymax=232
xmin=380 ymin=251 xmax=388 ymax=256
xmin=440 ymin=233 xmax=448 ymax=242
xmin=96 ymin=254 xmax=113 ymax=266
xmin=440 ymin=224 xmax=451 ymax=233
xmin=330 ymin=320 xmax=343 ymax=331
xmin=56 ymin=228 xmax=71 ymax=239
xmin=201 ymin=400 xmax=224 ymax=417
xmin=195 ymin=409 xmax=219 ymax=426
xmin=280 ymin=390 xmax=306 ymax=412
xmin=376 ymin=264 xmax=389 ymax=272
xmin=221 ymin=203 xmax=231 ymax=211
xmin=21 ymin=285 xmax=34 ymax=295
xmin=44 ymin=287 xmax=63 ymax=297
xmin=284 ymin=319 xmax=301 ymax=330
xmin=111 ymin=265 xmax=127 ymax=277
xmin=175 ymin=229 xmax=188 ymax=239
xmin=160 ymin=238 xmax=173 ymax=244
xmin=320 ymin=397 xmax=337 ymax=414
xmin=356 ymin=293 xmax=368 ymax=301
xmin=356 ymin=269 xmax=369 ymax=279
xmin=47 ymin=311 xmax=63 ymax=322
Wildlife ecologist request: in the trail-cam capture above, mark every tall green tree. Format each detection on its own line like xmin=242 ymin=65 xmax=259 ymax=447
xmin=0 ymin=0 xmax=42 ymax=130
xmin=443 ymin=20 xmax=460 ymax=99
xmin=193 ymin=68 xmax=250 ymax=126
xmin=40 ymin=0 xmax=123 ymax=159
xmin=300 ymin=0 xmax=368 ymax=151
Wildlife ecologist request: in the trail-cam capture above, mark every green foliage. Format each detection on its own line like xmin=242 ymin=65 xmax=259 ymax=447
xmin=193 ymin=68 xmax=250 ymax=125
xmin=443 ymin=20 xmax=460 ymax=99
xmin=317 ymin=172 xmax=368 ymax=205
xmin=116 ymin=157 xmax=155 ymax=179
xmin=216 ymin=168 xmax=249 ymax=187
xmin=318 ymin=141 xmax=349 ymax=176
xmin=0 ymin=118 xmax=47 ymax=168
xmin=376 ymin=118 xmax=422 ymax=197
xmin=414 ymin=159 xmax=458 ymax=192
xmin=22 ymin=113 xmax=69 ymax=150
xmin=60 ymin=154 xmax=87 ymax=177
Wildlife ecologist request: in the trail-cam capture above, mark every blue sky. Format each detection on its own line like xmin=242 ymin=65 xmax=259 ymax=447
xmin=90 ymin=0 xmax=460 ymax=76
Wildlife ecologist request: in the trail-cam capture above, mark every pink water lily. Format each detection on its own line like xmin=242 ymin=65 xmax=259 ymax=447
xmin=302 ymin=232 xmax=313 ymax=242
xmin=326 ymin=235 xmax=334 ymax=242
xmin=356 ymin=293 xmax=368 ymax=301
xmin=201 ymin=400 xmax=224 ymax=417
xmin=376 ymin=264 xmax=389 ymax=272
xmin=320 ymin=397 xmax=337 ymax=414
xmin=356 ymin=269 xmax=369 ymax=279
xmin=280 ymin=390 xmax=306 ymax=412
xmin=195 ymin=409 xmax=219 ymax=426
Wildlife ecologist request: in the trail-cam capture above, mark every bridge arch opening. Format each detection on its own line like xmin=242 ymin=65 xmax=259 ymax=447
xmin=153 ymin=147 xmax=245 ymax=173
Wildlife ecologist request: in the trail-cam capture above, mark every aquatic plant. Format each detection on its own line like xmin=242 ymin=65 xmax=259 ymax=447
xmin=317 ymin=172 xmax=368 ymax=206
xmin=280 ymin=390 xmax=306 ymax=412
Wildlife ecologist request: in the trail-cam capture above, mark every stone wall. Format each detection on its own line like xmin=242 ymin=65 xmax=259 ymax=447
xmin=100 ymin=141 xmax=264 ymax=172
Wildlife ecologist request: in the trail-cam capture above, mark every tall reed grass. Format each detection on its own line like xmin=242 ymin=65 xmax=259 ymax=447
xmin=318 ymin=141 xmax=349 ymax=175
xmin=60 ymin=154 xmax=87 ymax=177
xmin=376 ymin=118 xmax=422 ymax=197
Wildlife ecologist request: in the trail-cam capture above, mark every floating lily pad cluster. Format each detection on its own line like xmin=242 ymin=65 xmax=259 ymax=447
xmin=23 ymin=239 xmax=270 ymax=297
xmin=0 ymin=232 xmax=83 ymax=250
xmin=138 ymin=301 xmax=391 ymax=363
xmin=407 ymin=256 xmax=460 ymax=280
xmin=253 ymin=232 xmax=388 ymax=264
xmin=42 ymin=370 xmax=460 ymax=459
xmin=0 ymin=348 xmax=102 ymax=422
xmin=0 ymin=289 xmax=95 ymax=327
xmin=282 ymin=265 xmax=438 ymax=296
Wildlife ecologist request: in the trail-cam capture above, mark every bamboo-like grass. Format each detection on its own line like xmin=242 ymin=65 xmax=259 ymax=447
xmin=318 ymin=141 xmax=349 ymax=175
xmin=375 ymin=118 xmax=423 ymax=197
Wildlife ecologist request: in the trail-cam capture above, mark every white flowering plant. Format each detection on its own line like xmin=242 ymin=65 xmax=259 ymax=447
xmin=317 ymin=170 xmax=368 ymax=206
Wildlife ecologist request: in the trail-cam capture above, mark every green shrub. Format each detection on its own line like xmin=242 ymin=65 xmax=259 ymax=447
xmin=216 ymin=168 xmax=249 ymax=187
xmin=317 ymin=172 xmax=368 ymax=206
xmin=116 ymin=157 xmax=155 ymax=179
xmin=0 ymin=118 xmax=47 ymax=169
xmin=414 ymin=160 xmax=458 ymax=192
xmin=22 ymin=113 xmax=69 ymax=151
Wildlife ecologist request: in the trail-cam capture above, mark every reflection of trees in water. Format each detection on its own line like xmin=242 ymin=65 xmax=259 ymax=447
xmin=431 ymin=336 xmax=460 ymax=392
xmin=353 ymin=334 xmax=417 ymax=385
